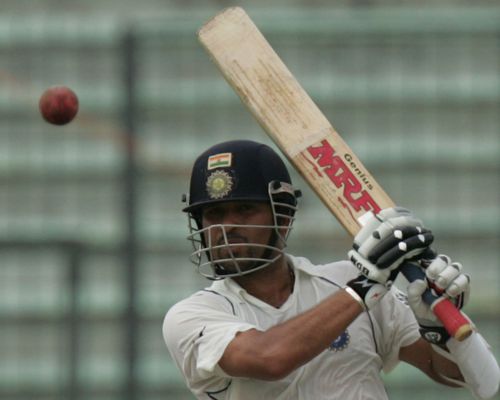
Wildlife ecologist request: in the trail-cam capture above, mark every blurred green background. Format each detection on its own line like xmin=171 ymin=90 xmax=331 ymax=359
xmin=0 ymin=1 xmax=498 ymax=399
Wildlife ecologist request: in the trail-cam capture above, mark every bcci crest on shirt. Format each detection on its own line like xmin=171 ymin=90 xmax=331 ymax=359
xmin=329 ymin=330 xmax=350 ymax=352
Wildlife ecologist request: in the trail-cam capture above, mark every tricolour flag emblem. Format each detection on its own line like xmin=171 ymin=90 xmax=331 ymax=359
xmin=208 ymin=153 xmax=232 ymax=170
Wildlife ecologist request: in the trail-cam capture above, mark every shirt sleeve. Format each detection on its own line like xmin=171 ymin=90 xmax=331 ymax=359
xmin=162 ymin=291 xmax=256 ymax=395
xmin=373 ymin=287 xmax=421 ymax=373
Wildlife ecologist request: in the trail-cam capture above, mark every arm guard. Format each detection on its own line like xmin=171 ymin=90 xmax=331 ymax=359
xmin=432 ymin=332 xmax=500 ymax=399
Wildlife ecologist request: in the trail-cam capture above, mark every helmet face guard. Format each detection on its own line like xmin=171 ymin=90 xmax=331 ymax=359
xmin=182 ymin=140 xmax=301 ymax=279
xmin=187 ymin=181 xmax=299 ymax=279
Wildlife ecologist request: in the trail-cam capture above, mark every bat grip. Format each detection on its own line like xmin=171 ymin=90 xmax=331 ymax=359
xmin=399 ymin=263 xmax=473 ymax=342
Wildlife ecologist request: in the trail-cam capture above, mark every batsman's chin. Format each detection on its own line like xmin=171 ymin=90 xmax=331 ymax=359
xmin=213 ymin=255 xmax=261 ymax=275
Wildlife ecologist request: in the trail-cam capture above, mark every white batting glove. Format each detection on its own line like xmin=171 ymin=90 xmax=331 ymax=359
xmin=346 ymin=207 xmax=434 ymax=309
xmin=407 ymin=255 xmax=471 ymax=345
xmin=348 ymin=207 xmax=434 ymax=283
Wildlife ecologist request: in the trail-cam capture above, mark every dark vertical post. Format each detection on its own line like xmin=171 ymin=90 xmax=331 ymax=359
xmin=67 ymin=242 xmax=82 ymax=400
xmin=122 ymin=28 xmax=139 ymax=400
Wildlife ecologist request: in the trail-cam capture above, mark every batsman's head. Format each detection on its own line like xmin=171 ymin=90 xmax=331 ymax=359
xmin=183 ymin=140 xmax=301 ymax=279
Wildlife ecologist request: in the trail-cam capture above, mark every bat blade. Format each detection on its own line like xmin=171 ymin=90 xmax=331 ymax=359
xmin=198 ymin=6 xmax=394 ymax=237
xmin=198 ymin=6 xmax=472 ymax=341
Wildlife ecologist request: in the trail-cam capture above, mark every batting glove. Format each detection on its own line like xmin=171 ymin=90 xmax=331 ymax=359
xmin=407 ymin=255 xmax=471 ymax=345
xmin=348 ymin=207 xmax=434 ymax=282
xmin=346 ymin=207 xmax=434 ymax=309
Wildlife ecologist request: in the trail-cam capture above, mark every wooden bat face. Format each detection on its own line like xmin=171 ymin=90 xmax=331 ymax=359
xmin=197 ymin=6 xmax=393 ymax=237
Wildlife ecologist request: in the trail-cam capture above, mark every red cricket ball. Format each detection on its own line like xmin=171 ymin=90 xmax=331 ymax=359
xmin=39 ymin=86 xmax=79 ymax=125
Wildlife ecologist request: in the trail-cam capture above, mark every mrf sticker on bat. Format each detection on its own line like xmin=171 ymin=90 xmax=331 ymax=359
xmin=305 ymin=139 xmax=382 ymax=216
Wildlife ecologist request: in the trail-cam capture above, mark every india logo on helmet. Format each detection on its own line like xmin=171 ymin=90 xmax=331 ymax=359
xmin=206 ymin=170 xmax=234 ymax=199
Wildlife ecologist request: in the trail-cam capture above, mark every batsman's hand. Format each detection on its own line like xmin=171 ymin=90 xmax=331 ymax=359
xmin=407 ymin=255 xmax=471 ymax=345
xmin=348 ymin=207 xmax=434 ymax=283
xmin=346 ymin=207 xmax=434 ymax=309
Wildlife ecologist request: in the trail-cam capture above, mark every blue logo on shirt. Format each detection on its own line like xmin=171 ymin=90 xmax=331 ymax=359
xmin=329 ymin=330 xmax=350 ymax=352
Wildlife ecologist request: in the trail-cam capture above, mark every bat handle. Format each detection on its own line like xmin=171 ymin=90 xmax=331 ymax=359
xmin=399 ymin=263 xmax=473 ymax=342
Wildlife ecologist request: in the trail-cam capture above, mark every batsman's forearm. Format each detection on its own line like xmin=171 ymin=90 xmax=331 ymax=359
xmin=429 ymin=346 xmax=464 ymax=385
xmin=271 ymin=289 xmax=363 ymax=368
xmin=220 ymin=289 xmax=363 ymax=380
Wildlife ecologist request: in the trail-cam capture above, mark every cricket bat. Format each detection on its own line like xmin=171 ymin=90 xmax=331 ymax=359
xmin=197 ymin=7 xmax=472 ymax=341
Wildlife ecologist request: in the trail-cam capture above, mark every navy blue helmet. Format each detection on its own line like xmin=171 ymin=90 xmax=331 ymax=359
xmin=183 ymin=140 xmax=300 ymax=214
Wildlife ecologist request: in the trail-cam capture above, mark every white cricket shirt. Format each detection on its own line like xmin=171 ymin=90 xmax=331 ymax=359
xmin=163 ymin=255 xmax=420 ymax=399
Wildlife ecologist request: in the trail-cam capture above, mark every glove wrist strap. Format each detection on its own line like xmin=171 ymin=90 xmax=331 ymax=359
xmin=345 ymin=276 xmax=388 ymax=310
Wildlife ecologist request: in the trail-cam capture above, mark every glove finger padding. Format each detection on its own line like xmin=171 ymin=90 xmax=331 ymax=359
xmin=367 ymin=226 xmax=426 ymax=261
xmin=353 ymin=207 xmax=415 ymax=248
xmin=377 ymin=206 xmax=414 ymax=222
xmin=368 ymin=227 xmax=434 ymax=269
xmin=433 ymin=263 xmax=462 ymax=291
xmin=447 ymin=274 xmax=470 ymax=306
xmin=350 ymin=207 xmax=433 ymax=284
xmin=425 ymin=254 xmax=452 ymax=281
xmin=425 ymin=255 xmax=470 ymax=309
xmin=355 ymin=214 xmax=425 ymax=254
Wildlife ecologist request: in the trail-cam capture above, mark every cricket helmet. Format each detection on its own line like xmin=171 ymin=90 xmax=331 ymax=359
xmin=183 ymin=140 xmax=298 ymax=214
xmin=182 ymin=140 xmax=302 ymax=279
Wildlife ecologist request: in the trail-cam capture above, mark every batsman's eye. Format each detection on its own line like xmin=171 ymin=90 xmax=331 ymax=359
xmin=236 ymin=203 xmax=257 ymax=214
xmin=203 ymin=206 xmax=224 ymax=221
